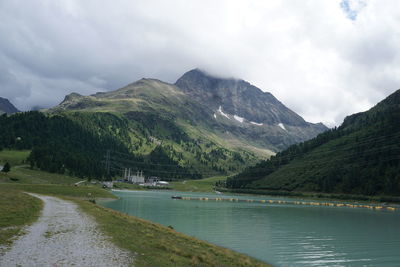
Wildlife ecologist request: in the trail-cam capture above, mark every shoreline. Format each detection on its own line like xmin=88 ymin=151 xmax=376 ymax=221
xmin=217 ymin=188 xmax=400 ymax=204
xmin=108 ymin=188 xmax=399 ymax=212
xmin=109 ymin=185 xmax=400 ymax=208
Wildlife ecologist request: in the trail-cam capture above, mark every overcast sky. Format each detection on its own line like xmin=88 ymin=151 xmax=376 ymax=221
xmin=1 ymin=0 xmax=399 ymax=126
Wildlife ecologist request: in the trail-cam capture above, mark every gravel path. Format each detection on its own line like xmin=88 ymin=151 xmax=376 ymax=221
xmin=0 ymin=193 xmax=133 ymax=267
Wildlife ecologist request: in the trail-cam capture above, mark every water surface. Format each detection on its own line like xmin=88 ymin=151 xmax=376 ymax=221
xmin=100 ymin=190 xmax=400 ymax=267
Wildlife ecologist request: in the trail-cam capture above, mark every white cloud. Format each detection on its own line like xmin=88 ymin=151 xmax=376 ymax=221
xmin=0 ymin=0 xmax=399 ymax=126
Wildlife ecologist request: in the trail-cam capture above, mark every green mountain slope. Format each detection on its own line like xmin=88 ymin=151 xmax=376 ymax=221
xmin=0 ymin=111 xmax=208 ymax=179
xmin=47 ymin=78 xmax=272 ymax=177
xmin=52 ymin=78 xmax=273 ymax=155
xmin=227 ymin=89 xmax=400 ymax=196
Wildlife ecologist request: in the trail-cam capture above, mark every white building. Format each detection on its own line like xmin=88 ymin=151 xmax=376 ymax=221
xmin=125 ymin=169 xmax=145 ymax=184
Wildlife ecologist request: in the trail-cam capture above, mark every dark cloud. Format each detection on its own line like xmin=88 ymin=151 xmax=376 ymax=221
xmin=0 ymin=0 xmax=399 ymax=126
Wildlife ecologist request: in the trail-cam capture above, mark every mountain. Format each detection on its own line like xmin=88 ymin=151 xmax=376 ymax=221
xmin=53 ymin=71 xmax=327 ymax=153
xmin=227 ymin=89 xmax=400 ymax=196
xmin=0 ymin=69 xmax=327 ymax=180
xmin=0 ymin=97 xmax=19 ymax=114
xmin=175 ymin=69 xmax=327 ymax=150
xmin=47 ymin=78 xmax=267 ymax=177
xmin=49 ymin=70 xmax=328 ymax=178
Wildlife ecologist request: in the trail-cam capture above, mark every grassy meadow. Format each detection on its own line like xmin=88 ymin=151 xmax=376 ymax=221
xmin=170 ymin=176 xmax=226 ymax=192
xmin=0 ymin=150 xmax=30 ymax=166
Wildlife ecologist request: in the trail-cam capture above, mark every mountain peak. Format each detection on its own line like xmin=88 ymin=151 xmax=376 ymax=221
xmin=341 ymin=89 xmax=400 ymax=129
xmin=175 ymin=69 xmax=320 ymax=127
xmin=61 ymin=92 xmax=83 ymax=103
xmin=0 ymin=97 xmax=19 ymax=114
xmin=376 ymin=88 xmax=400 ymax=108
xmin=179 ymin=68 xmax=239 ymax=83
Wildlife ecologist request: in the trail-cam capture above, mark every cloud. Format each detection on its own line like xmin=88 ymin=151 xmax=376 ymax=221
xmin=0 ymin=0 xmax=399 ymax=126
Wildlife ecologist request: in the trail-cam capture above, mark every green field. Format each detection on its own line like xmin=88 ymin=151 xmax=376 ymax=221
xmin=170 ymin=176 xmax=227 ymax=192
xmin=0 ymin=150 xmax=30 ymax=166
xmin=0 ymin=150 xmax=271 ymax=266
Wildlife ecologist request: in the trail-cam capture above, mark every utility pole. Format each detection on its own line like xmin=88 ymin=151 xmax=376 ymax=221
xmin=105 ymin=150 xmax=111 ymax=178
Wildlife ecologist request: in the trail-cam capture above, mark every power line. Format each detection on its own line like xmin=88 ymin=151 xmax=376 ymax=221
xmin=101 ymin=129 xmax=400 ymax=178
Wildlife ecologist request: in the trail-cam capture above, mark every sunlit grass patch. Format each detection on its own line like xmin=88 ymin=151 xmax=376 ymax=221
xmin=170 ymin=176 xmax=227 ymax=192
xmin=0 ymin=150 xmax=30 ymax=166
xmin=0 ymin=183 xmax=116 ymax=199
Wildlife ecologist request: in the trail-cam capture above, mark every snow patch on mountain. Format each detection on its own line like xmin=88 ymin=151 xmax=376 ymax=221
xmin=278 ymin=123 xmax=287 ymax=131
xmin=218 ymin=106 xmax=230 ymax=119
xmin=234 ymin=115 xmax=244 ymax=123
xmin=250 ymin=121 xmax=263 ymax=126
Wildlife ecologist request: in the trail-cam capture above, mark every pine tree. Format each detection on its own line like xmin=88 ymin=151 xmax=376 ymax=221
xmin=2 ymin=162 xmax=10 ymax=173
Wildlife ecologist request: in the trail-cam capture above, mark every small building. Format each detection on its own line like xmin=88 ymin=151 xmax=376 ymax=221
xmin=146 ymin=176 xmax=160 ymax=186
xmin=102 ymin=181 xmax=114 ymax=188
xmin=156 ymin=181 xmax=169 ymax=186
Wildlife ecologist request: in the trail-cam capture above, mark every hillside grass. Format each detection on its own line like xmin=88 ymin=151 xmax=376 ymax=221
xmin=170 ymin=176 xmax=227 ymax=192
xmin=0 ymin=165 xmax=83 ymax=185
xmin=0 ymin=150 xmax=30 ymax=166
xmin=0 ymin=183 xmax=116 ymax=199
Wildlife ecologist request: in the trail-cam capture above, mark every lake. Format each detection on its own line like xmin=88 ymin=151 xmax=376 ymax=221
xmin=100 ymin=190 xmax=400 ymax=267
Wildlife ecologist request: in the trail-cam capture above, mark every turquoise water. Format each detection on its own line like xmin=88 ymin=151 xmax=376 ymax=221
xmin=100 ymin=190 xmax=400 ymax=267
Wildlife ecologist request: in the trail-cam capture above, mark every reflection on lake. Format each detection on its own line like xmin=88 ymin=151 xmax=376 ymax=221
xmin=100 ymin=190 xmax=400 ymax=267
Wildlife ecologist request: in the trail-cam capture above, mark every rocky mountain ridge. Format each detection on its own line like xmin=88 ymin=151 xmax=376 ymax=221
xmin=175 ymin=69 xmax=327 ymax=150
xmin=0 ymin=97 xmax=19 ymax=114
xmin=56 ymin=69 xmax=327 ymax=152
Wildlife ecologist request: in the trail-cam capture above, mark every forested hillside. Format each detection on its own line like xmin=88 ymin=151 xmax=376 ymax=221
xmin=0 ymin=111 xmax=254 ymax=180
xmin=227 ymin=89 xmax=400 ymax=196
xmin=0 ymin=112 xmax=134 ymax=178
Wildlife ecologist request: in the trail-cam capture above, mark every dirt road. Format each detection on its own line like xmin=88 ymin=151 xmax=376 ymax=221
xmin=0 ymin=193 xmax=133 ymax=267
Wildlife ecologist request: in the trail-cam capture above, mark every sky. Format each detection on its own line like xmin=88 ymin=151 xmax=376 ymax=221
xmin=0 ymin=0 xmax=399 ymax=126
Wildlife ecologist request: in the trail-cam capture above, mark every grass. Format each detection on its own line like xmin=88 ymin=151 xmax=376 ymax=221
xmin=0 ymin=183 xmax=116 ymax=199
xmin=0 ymin=187 xmax=43 ymax=246
xmin=78 ymin=199 xmax=271 ymax=267
xmin=0 ymin=165 xmax=82 ymax=184
xmin=113 ymin=182 xmax=146 ymax=190
xmin=0 ymin=150 xmax=30 ymax=166
xmin=170 ymin=176 xmax=227 ymax=192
